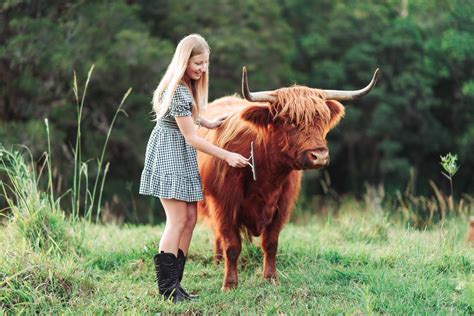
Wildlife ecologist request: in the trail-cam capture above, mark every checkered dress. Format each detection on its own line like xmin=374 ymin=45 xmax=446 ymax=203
xmin=139 ymin=84 xmax=203 ymax=202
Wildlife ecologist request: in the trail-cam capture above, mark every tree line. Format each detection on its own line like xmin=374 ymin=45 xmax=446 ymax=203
xmin=1 ymin=0 xmax=473 ymax=222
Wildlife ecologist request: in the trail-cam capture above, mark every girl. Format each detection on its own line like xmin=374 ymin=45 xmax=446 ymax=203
xmin=139 ymin=34 xmax=248 ymax=303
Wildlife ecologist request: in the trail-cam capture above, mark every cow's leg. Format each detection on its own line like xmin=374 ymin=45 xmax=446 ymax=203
xmin=261 ymin=171 xmax=302 ymax=281
xmin=220 ymin=226 xmax=241 ymax=290
xmin=214 ymin=234 xmax=223 ymax=262
xmin=261 ymin=220 xmax=283 ymax=280
xmin=207 ymin=197 xmax=226 ymax=262
xmin=203 ymin=175 xmax=244 ymax=290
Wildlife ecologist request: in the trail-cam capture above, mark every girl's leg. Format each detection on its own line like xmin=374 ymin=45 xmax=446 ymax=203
xmin=175 ymin=202 xmax=199 ymax=299
xmin=178 ymin=202 xmax=198 ymax=255
xmin=159 ymin=198 xmax=188 ymax=256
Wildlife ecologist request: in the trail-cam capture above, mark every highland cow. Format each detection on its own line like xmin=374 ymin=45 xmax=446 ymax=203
xmin=197 ymin=67 xmax=379 ymax=290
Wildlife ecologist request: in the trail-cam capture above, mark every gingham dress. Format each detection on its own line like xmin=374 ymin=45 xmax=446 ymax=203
xmin=139 ymin=84 xmax=203 ymax=202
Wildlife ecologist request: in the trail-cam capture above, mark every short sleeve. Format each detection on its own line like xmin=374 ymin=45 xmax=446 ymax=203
xmin=169 ymin=85 xmax=193 ymax=117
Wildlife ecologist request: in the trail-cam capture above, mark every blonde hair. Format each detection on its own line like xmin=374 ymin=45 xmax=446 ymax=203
xmin=152 ymin=34 xmax=210 ymax=121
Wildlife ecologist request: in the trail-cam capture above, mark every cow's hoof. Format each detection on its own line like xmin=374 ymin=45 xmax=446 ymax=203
xmin=263 ymin=272 xmax=278 ymax=282
xmin=214 ymin=254 xmax=224 ymax=262
xmin=221 ymin=282 xmax=237 ymax=291
xmin=266 ymin=277 xmax=279 ymax=285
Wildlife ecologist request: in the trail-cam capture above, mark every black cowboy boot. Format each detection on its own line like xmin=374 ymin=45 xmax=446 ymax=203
xmin=177 ymin=249 xmax=199 ymax=300
xmin=153 ymin=252 xmax=188 ymax=303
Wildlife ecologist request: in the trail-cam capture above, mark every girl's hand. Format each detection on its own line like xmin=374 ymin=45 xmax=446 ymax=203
xmin=224 ymin=152 xmax=249 ymax=168
xmin=208 ymin=116 xmax=228 ymax=129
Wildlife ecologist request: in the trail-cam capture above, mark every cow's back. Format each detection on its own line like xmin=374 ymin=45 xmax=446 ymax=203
xmin=201 ymin=95 xmax=244 ymax=121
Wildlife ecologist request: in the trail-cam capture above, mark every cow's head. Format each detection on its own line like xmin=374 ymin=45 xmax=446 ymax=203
xmin=240 ymin=67 xmax=379 ymax=170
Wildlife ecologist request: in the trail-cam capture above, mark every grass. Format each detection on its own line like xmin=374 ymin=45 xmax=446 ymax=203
xmin=1 ymin=208 xmax=473 ymax=314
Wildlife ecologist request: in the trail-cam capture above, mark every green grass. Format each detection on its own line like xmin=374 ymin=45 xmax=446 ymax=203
xmin=1 ymin=210 xmax=473 ymax=314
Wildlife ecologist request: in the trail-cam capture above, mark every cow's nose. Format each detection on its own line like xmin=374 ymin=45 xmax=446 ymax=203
xmin=309 ymin=147 xmax=329 ymax=165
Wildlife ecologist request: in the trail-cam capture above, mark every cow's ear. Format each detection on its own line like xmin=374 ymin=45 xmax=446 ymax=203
xmin=240 ymin=105 xmax=273 ymax=127
xmin=325 ymin=100 xmax=345 ymax=130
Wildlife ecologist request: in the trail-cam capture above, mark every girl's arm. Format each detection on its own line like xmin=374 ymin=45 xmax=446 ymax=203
xmin=176 ymin=116 xmax=248 ymax=168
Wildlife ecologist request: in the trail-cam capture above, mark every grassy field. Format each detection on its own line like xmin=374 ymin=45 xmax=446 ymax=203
xmin=1 ymin=206 xmax=473 ymax=314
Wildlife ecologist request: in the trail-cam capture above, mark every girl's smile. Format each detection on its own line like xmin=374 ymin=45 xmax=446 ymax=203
xmin=185 ymin=53 xmax=209 ymax=81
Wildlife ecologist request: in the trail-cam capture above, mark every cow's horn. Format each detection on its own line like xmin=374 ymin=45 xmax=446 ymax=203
xmin=242 ymin=66 xmax=277 ymax=103
xmin=323 ymin=68 xmax=380 ymax=101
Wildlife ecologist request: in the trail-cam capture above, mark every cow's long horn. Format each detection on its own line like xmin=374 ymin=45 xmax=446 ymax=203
xmin=323 ymin=68 xmax=380 ymax=101
xmin=242 ymin=66 xmax=277 ymax=103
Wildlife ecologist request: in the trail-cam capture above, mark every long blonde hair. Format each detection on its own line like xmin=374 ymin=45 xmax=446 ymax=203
xmin=152 ymin=34 xmax=210 ymax=121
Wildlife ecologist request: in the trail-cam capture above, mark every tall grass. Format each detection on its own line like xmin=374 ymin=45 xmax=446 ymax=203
xmin=392 ymin=155 xmax=471 ymax=228
xmin=297 ymin=165 xmax=472 ymax=230
xmin=0 ymin=65 xmax=131 ymax=252
xmin=363 ymin=166 xmax=472 ymax=229
xmin=70 ymin=65 xmax=131 ymax=223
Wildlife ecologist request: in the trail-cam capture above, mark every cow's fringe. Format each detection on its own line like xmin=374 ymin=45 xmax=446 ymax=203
xmin=273 ymin=87 xmax=330 ymax=128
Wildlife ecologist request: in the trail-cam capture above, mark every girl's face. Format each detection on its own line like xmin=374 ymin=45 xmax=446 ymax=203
xmin=185 ymin=53 xmax=209 ymax=81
